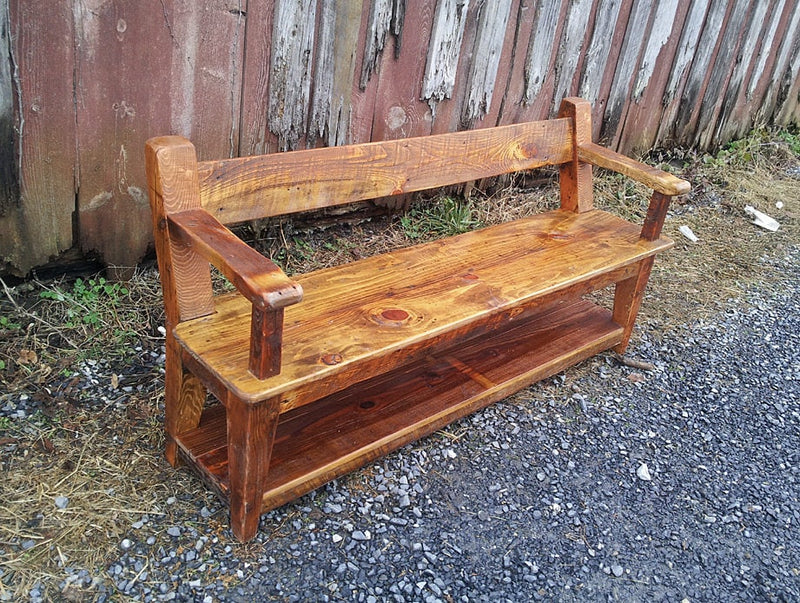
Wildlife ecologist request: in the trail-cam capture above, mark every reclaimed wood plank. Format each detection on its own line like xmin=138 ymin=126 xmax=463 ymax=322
xmin=713 ymin=0 xmax=771 ymax=145
xmin=523 ymin=0 xmax=567 ymax=106
xmin=577 ymin=0 xmax=624 ymax=106
xmin=174 ymin=209 xmax=672 ymax=406
xmin=617 ymin=0 xmax=691 ymax=153
xmin=461 ymin=0 xmax=514 ymax=125
xmin=753 ymin=2 xmax=800 ymax=127
xmin=694 ymin=0 xmax=752 ymax=148
xmin=600 ymin=0 xmax=655 ymax=147
xmin=668 ymin=0 xmax=729 ymax=143
xmin=197 ymin=118 xmax=573 ymax=224
xmin=657 ymin=0 xmax=712 ymax=144
xmin=267 ymin=0 xmax=317 ymax=151
xmin=239 ymin=0 xmax=279 ymax=155
xmin=551 ymin=0 xmax=594 ymax=111
xmin=76 ymin=0 xmax=245 ymax=270
xmin=421 ymin=0 xmax=471 ymax=117
xmin=309 ymin=0 xmax=363 ymax=147
xmin=578 ymin=143 xmax=691 ymax=196
xmin=367 ymin=1 xmax=435 ymax=142
xmin=0 ymin=0 xmax=74 ymax=275
xmin=0 ymin=0 xmax=17 ymax=213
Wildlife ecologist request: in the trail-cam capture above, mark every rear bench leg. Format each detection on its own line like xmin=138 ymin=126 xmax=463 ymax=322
xmin=226 ymin=394 xmax=280 ymax=541
xmin=612 ymin=256 xmax=655 ymax=354
xmin=164 ymin=334 xmax=206 ymax=466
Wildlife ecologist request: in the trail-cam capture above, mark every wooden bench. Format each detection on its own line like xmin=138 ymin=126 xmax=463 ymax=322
xmin=146 ymin=98 xmax=689 ymax=541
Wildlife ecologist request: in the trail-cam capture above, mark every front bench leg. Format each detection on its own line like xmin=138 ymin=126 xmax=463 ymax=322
xmin=227 ymin=394 xmax=280 ymax=541
xmin=612 ymin=256 xmax=655 ymax=354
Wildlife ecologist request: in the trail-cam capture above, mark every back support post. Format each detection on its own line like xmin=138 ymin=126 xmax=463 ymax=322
xmin=146 ymin=137 xmax=214 ymax=464
xmin=558 ymin=97 xmax=594 ymax=213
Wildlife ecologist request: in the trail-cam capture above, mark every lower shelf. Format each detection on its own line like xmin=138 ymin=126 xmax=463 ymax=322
xmin=176 ymin=298 xmax=623 ymax=513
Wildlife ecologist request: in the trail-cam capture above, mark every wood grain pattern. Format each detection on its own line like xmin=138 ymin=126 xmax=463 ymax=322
xmin=196 ymin=118 xmax=573 ymax=224
xmin=640 ymin=191 xmax=673 ymax=241
xmin=174 ymin=209 xmax=672 ymax=405
xmin=145 ymin=137 xmax=214 ymax=323
xmin=168 ymin=209 xmax=302 ymax=311
xmin=176 ymin=299 xmax=623 ymax=516
xmin=249 ymin=307 xmax=284 ymax=379
xmin=226 ymin=394 xmax=280 ymax=541
xmin=613 ymin=256 xmax=655 ymax=353
xmin=0 ymin=0 xmax=74 ymax=275
xmin=558 ymin=98 xmax=593 ymax=213
xmin=577 ymin=142 xmax=691 ymax=196
xmin=146 ymin=135 xmax=214 ymax=464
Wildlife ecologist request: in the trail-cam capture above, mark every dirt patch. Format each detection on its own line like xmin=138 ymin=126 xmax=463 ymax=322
xmin=0 ymin=128 xmax=798 ymax=600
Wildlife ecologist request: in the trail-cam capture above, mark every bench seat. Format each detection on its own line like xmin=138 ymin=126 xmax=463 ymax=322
xmin=175 ymin=208 xmax=672 ymax=409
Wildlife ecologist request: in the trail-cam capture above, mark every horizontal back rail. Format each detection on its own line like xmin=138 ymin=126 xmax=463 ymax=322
xmin=197 ymin=118 xmax=574 ymax=225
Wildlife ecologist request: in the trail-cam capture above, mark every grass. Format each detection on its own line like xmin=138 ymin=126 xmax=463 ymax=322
xmin=0 ymin=126 xmax=798 ymax=600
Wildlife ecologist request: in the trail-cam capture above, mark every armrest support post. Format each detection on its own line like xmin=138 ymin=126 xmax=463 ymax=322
xmin=250 ymin=307 xmax=284 ymax=379
xmin=640 ymin=191 xmax=671 ymax=241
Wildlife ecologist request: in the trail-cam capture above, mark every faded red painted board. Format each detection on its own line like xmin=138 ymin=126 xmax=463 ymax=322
xmin=366 ymin=3 xmax=437 ymax=142
xmin=348 ymin=0 xmax=381 ymax=145
xmin=616 ymin=0 xmax=691 ymax=153
xmin=712 ymin=0 xmax=776 ymax=145
xmin=579 ymin=0 xmax=636 ymax=144
xmin=502 ymin=0 xmax=572 ymax=124
xmin=478 ymin=0 xmax=522 ymax=128
xmin=239 ymin=0 xmax=278 ymax=156
xmin=668 ymin=0 xmax=733 ymax=144
xmin=751 ymin=0 xmax=800 ymax=128
xmin=76 ymin=0 xmax=246 ymax=269
xmin=693 ymin=0 xmax=752 ymax=148
xmin=0 ymin=0 xmax=76 ymax=275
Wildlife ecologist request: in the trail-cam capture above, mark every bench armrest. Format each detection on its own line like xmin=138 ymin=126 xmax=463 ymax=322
xmin=168 ymin=209 xmax=303 ymax=311
xmin=577 ymin=142 xmax=690 ymax=197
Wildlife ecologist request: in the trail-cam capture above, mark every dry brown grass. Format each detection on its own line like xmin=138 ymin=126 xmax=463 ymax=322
xmin=0 ymin=128 xmax=798 ymax=600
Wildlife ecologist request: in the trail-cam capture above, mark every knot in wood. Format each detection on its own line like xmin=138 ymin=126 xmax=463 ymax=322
xmin=321 ymin=353 xmax=343 ymax=366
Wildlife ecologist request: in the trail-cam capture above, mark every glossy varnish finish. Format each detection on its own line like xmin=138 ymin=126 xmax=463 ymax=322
xmin=147 ymin=98 xmax=689 ymax=541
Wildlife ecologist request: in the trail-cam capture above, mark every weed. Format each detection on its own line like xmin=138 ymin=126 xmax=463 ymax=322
xmin=37 ymin=276 xmax=136 ymax=358
xmin=39 ymin=277 xmax=128 ymax=327
xmin=400 ymin=196 xmax=482 ymax=240
xmin=778 ymin=128 xmax=800 ymax=156
xmin=0 ymin=315 xmax=20 ymax=330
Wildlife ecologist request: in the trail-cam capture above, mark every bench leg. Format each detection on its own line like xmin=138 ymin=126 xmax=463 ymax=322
xmin=612 ymin=257 xmax=655 ymax=354
xmin=226 ymin=394 xmax=280 ymax=541
xmin=164 ymin=334 xmax=206 ymax=466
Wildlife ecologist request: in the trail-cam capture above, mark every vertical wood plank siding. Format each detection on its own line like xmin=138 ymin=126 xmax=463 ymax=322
xmin=2 ymin=0 xmax=799 ymax=274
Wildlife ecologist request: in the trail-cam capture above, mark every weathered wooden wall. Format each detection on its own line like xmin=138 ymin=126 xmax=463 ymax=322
xmin=1 ymin=0 xmax=799 ymax=275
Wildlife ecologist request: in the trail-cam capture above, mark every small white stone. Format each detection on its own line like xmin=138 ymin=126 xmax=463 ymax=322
xmin=636 ymin=463 xmax=653 ymax=481
xmin=54 ymin=496 xmax=69 ymax=509
xmin=332 ymin=534 xmax=343 ymax=543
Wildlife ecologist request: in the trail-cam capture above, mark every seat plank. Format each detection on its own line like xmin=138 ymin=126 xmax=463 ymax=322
xmin=174 ymin=209 xmax=672 ymax=406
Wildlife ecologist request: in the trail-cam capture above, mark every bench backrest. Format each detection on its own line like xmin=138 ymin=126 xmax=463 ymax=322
xmin=196 ymin=118 xmax=576 ymax=225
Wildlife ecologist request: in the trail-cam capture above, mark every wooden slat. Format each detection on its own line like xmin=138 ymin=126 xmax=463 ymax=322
xmin=176 ymin=299 xmax=623 ymax=511
xmin=174 ymin=209 xmax=672 ymax=405
xmin=0 ymin=0 xmax=74 ymax=274
xmin=196 ymin=118 xmax=573 ymax=224
xmin=577 ymin=142 xmax=691 ymax=196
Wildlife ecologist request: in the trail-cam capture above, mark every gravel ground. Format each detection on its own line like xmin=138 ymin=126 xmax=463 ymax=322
xmin=7 ymin=245 xmax=799 ymax=602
